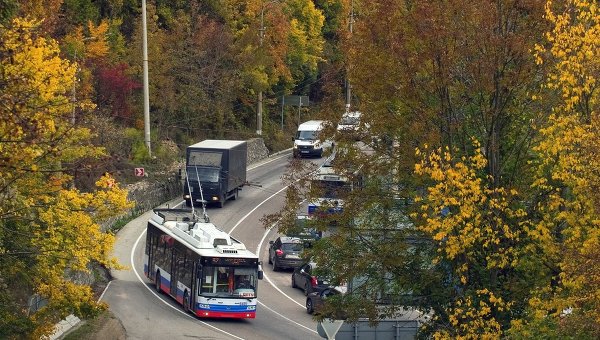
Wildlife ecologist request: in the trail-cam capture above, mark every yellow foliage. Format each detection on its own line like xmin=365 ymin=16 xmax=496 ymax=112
xmin=86 ymin=20 xmax=110 ymax=60
xmin=0 ymin=18 xmax=134 ymax=337
xmin=414 ymin=141 xmax=525 ymax=337
xmin=520 ymin=0 xmax=600 ymax=335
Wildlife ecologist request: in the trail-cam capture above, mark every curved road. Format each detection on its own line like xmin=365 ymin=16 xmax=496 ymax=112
xmin=102 ymin=152 xmax=324 ymax=340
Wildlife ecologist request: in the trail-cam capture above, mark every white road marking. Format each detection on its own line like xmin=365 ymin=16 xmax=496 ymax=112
xmin=123 ymin=152 xmax=318 ymax=338
xmin=256 ymin=223 xmax=306 ymax=310
xmin=131 ymin=228 xmax=244 ymax=340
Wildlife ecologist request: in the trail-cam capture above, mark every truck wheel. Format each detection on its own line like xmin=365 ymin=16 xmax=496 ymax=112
xmin=218 ymin=197 xmax=225 ymax=208
xmin=232 ymin=189 xmax=239 ymax=200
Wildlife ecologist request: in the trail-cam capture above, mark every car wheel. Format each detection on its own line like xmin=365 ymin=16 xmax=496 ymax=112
xmin=268 ymin=252 xmax=272 ymax=264
xmin=155 ymin=271 xmax=161 ymax=293
xmin=304 ymin=282 xmax=310 ymax=296
xmin=272 ymin=258 xmax=279 ymax=272
xmin=291 ymin=275 xmax=297 ymax=288
xmin=306 ymin=298 xmax=314 ymax=314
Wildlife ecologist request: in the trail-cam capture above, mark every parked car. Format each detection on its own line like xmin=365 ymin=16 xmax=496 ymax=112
xmin=306 ymin=286 xmax=347 ymax=316
xmin=292 ymin=262 xmax=329 ymax=296
xmin=268 ymin=236 xmax=304 ymax=271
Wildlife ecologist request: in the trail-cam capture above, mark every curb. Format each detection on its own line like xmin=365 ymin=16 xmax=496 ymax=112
xmin=48 ymin=314 xmax=81 ymax=340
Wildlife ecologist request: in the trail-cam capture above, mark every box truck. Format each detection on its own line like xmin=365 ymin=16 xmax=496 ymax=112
xmin=183 ymin=140 xmax=247 ymax=208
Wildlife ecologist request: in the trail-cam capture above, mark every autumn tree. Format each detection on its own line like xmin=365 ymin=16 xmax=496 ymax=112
xmin=508 ymin=0 xmax=600 ymax=337
xmin=268 ymin=0 xmax=555 ymax=338
xmin=0 ymin=18 xmax=133 ymax=338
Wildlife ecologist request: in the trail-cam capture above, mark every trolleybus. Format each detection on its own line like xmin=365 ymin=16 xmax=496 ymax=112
xmin=144 ymin=208 xmax=263 ymax=318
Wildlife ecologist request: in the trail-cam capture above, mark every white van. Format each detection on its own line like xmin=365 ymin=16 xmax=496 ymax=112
xmin=293 ymin=120 xmax=333 ymax=158
xmin=337 ymin=111 xmax=361 ymax=132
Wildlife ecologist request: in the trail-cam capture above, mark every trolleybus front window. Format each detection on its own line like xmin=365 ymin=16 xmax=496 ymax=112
xmin=200 ymin=266 xmax=257 ymax=297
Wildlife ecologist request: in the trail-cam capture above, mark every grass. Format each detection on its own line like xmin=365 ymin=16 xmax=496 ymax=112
xmin=62 ymin=310 xmax=124 ymax=340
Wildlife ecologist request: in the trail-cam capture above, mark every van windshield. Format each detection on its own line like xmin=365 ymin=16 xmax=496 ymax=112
xmin=296 ymin=130 xmax=318 ymax=140
xmin=340 ymin=116 xmax=359 ymax=125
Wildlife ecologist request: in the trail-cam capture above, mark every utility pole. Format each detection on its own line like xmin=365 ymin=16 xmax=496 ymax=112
xmin=142 ymin=0 xmax=152 ymax=156
xmin=346 ymin=0 xmax=354 ymax=111
xmin=72 ymin=49 xmax=77 ymax=125
xmin=257 ymin=5 xmax=266 ymax=136
xmin=257 ymin=0 xmax=279 ymax=135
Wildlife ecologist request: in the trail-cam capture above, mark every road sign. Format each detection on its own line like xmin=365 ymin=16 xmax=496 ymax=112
xmin=317 ymin=319 xmax=419 ymax=340
xmin=134 ymin=167 xmax=145 ymax=177
xmin=281 ymin=95 xmax=309 ymax=106
xmin=318 ymin=320 xmax=344 ymax=340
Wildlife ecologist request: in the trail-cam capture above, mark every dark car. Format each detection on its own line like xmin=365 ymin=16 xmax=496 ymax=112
xmin=289 ymin=214 xmax=322 ymax=241
xmin=306 ymin=286 xmax=347 ymax=316
xmin=268 ymin=236 xmax=304 ymax=271
xmin=292 ymin=262 xmax=329 ymax=296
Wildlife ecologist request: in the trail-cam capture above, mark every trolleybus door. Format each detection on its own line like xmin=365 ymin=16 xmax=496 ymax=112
xmin=170 ymin=248 xmax=180 ymax=297
xmin=146 ymin=228 xmax=156 ymax=279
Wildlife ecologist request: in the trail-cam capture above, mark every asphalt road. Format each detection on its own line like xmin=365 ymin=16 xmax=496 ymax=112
xmin=102 ymin=152 xmax=325 ymax=340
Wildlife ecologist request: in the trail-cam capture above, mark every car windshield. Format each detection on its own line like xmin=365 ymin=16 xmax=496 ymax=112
xmin=296 ymin=130 xmax=317 ymax=140
xmin=282 ymin=242 xmax=303 ymax=252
